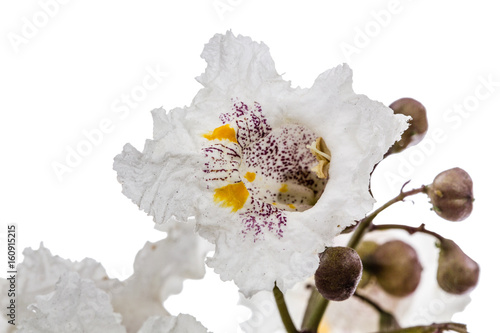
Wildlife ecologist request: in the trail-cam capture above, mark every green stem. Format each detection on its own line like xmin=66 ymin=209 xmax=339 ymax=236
xmin=348 ymin=184 xmax=427 ymax=249
xmin=373 ymin=322 xmax=468 ymax=333
xmin=301 ymin=287 xmax=329 ymax=332
xmin=369 ymin=223 xmax=445 ymax=242
xmin=353 ymin=292 xmax=388 ymax=316
xmin=354 ymin=292 xmax=401 ymax=330
xmin=273 ymin=285 xmax=299 ymax=333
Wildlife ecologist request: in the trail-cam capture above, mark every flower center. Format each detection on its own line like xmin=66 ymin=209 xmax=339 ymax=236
xmin=202 ymin=100 xmax=330 ymax=239
xmin=238 ymin=124 xmax=327 ymax=212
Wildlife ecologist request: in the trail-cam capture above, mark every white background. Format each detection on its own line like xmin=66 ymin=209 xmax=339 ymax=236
xmin=1 ymin=0 xmax=499 ymax=332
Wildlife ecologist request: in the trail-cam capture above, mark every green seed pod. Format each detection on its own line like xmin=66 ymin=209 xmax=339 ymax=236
xmin=364 ymin=240 xmax=423 ymax=297
xmin=427 ymin=167 xmax=474 ymax=221
xmin=387 ymin=98 xmax=428 ymax=155
xmin=315 ymin=247 xmax=363 ymax=301
xmin=437 ymin=238 xmax=479 ymax=294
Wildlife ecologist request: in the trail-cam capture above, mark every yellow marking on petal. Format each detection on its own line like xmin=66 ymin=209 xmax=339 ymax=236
xmin=272 ymin=202 xmax=277 ymax=206
xmin=244 ymin=171 xmax=256 ymax=182
xmin=203 ymin=124 xmax=237 ymax=143
xmin=288 ymin=204 xmax=296 ymax=210
xmin=318 ymin=319 xmax=330 ymax=333
xmin=279 ymin=184 xmax=288 ymax=193
xmin=213 ymin=182 xmax=249 ymax=212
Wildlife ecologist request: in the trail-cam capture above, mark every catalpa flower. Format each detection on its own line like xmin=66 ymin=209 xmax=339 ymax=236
xmin=114 ymin=31 xmax=408 ymax=296
xmin=17 ymin=272 xmax=126 ymax=333
xmin=19 ymin=273 xmax=209 ymax=333
xmin=0 ymin=220 xmax=209 ymax=332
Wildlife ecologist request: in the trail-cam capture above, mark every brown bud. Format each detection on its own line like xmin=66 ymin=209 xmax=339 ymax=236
xmin=437 ymin=238 xmax=479 ymax=294
xmin=315 ymin=247 xmax=363 ymax=301
xmin=364 ymin=240 xmax=423 ymax=297
xmin=427 ymin=167 xmax=474 ymax=221
xmin=387 ymin=98 xmax=428 ymax=155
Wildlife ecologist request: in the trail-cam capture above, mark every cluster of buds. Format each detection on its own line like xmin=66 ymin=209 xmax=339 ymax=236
xmin=311 ymin=97 xmax=479 ymax=332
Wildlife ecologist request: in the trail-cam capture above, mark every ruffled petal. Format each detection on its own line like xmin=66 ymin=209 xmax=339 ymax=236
xmin=114 ymin=110 xmax=205 ymax=226
xmin=1 ymin=222 xmax=210 ymax=333
xmin=0 ymin=243 xmax=119 ymax=330
xmin=112 ymin=220 xmax=211 ymax=332
xmin=18 ymin=272 xmax=126 ymax=333
xmin=196 ymin=32 xmax=283 ymax=97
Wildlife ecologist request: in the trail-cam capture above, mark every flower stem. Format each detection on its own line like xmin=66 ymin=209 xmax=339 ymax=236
xmin=348 ymin=183 xmax=427 ymax=249
xmin=354 ymin=292 xmax=401 ymax=330
xmin=273 ymin=285 xmax=299 ymax=333
xmin=369 ymin=223 xmax=445 ymax=242
xmin=301 ymin=287 xmax=329 ymax=332
xmin=372 ymin=322 xmax=468 ymax=333
xmin=353 ymin=292 xmax=390 ymax=316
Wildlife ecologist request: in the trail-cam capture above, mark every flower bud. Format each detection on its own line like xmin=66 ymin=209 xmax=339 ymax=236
xmin=315 ymin=247 xmax=363 ymax=301
xmin=387 ymin=98 xmax=428 ymax=154
xmin=437 ymin=238 xmax=479 ymax=294
xmin=363 ymin=240 xmax=422 ymax=297
xmin=427 ymin=167 xmax=474 ymax=221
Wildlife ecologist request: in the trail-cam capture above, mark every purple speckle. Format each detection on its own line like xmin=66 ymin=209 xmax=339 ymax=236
xmin=203 ymin=99 xmax=328 ymax=241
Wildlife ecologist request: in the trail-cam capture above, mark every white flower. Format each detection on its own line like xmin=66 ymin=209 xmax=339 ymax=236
xmin=17 ymin=272 xmax=126 ymax=333
xmin=137 ymin=314 xmax=209 ymax=333
xmin=239 ymin=231 xmax=472 ymax=333
xmin=334 ymin=231 xmax=472 ymax=331
xmin=0 ymin=221 xmax=209 ymax=333
xmin=114 ymin=31 xmax=408 ymax=297
xmin=0 ymin=243 xmax=120 ymax=332
xmin=112 ymin=220 xmax=210 ymax=332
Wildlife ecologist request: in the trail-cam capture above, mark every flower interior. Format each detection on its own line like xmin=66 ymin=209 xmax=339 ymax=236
xmin=202 ymin=100 xmax=329 ymax=240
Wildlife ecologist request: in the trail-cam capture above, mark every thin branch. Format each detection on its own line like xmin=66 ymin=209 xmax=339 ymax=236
xmin=348 ymin=184 xmax=427 ymax=249
xmin=369 ymin=223 xmax=445 ymax=242
xmin=273 ymin=284 xmax=298 ymax=333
